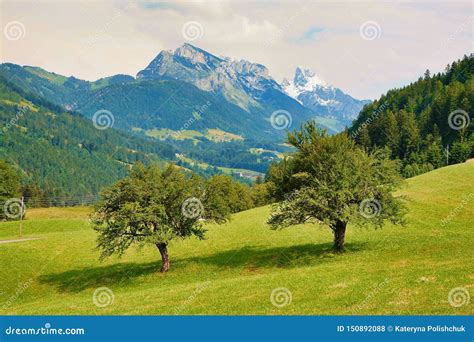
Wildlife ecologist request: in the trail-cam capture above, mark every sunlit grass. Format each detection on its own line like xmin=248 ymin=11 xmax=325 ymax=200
xmin=0 ymin=163 xmax=473 ymax=315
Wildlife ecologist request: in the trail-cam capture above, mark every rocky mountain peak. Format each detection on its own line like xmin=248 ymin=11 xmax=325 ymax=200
xmin=283 ymin=66 xmax=370 ymax=126
xmin=136 ymin=44 xmax=281 ymax=104
xmin=293 ymin=66 xmax=327 ymax=90
xmin=173 ymin=43 xmax=223 ymax=67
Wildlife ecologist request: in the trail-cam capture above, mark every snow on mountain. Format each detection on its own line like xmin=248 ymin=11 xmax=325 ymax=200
xmin=283 ymin=67 xmax=371 ymax=126
xmin=136 ymin=44 xmax=359 ymax=133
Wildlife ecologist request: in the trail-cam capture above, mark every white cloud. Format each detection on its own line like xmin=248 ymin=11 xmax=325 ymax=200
xmin=1 ymin=0 xmax=472 ymax=99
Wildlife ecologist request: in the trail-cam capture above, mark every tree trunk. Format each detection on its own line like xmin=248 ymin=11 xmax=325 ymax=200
xmin=333 ymin=220 xmax=347 ymax=253
xmin=156 ymin=243 xmax=170 ymax=272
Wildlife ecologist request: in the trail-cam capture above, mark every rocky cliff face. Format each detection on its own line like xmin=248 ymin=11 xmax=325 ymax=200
xmin=137 ymin=43 xmax=282 ymax=109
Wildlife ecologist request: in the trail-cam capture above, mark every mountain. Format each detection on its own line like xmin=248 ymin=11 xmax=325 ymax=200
xmin=283 ymin=67 xmax=371 ymax=131
xmin=137 ymin=43 xmax=282 ymax=110
xmin=0 ymin=45 xmax=351 ymax=190
xmin=0 ymin=75 xmax=175 ymax=200
xmin=134 ymin=44 xmax=330 ymax=138
xmin=0 ymin=62 xmax=291 ymax=179
xmin=75 ymin=79 xmax=268 ymax=137
xmin=0 ymin=45 xmax=331 ymax=142
xmin=350 ymin=54 xmax=474 ymax=178
xmin=0 ymin=63 xmax=134 ymax=108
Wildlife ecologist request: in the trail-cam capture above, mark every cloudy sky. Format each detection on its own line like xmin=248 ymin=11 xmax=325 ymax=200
xmin=1 ymin=0 xmax=472 ymax=99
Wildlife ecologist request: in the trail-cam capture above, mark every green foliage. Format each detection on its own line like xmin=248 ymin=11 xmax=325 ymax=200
xmin=92 ymin=163 xmax=231 ymax=271
xmin=250 ymin=182 xmax=272 ymax=207
xmin=0 ymin=159 xmax=21 ymax=220
xmin=205 ymin=175 xmax=254 ymax=215
xmin=350 ymin=54 xmax=474 ymax=177
xmin=1 ymin=63 xmax=291 ymax=181
xmin=0 ymin=63 xmax=326 ymax=142
xmin=0 ymin=76 xmax=175 ymax=202
xmin=173 ymin=138 xmax=285 ymax=174
xmin=450 ymin=140 xmax=471 ymax=164
xmin=267 ymin=122 xmax=406 ymax=251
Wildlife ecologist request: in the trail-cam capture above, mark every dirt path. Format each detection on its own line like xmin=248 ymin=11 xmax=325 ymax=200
xmin=0 ymin=238 xmax=42 ymax=245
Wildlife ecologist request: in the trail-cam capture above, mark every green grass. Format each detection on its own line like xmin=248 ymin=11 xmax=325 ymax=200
xmin=176 ymin=154 xmax=264 ymax=179
xmin=0 ymin=163 xmax=473 ymax=315
xmin=24 ymin=66 xmax=67 ymax=85
xmin=144 ymin=128 xmax=204 ymax=141
xmin=313 ymin=116 xmax=347 ymax=132
xmin=141 ymin=128 xmax=243 ymax=143
xmin=206 ymin=128 xmax=243 ymax=142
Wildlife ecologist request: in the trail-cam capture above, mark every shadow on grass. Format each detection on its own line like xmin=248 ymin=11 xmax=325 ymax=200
xmin=38 ymin=261 xmax=161 ymax=293
xmin=39 ymin=242 xmax=366 ymax=293
xmin=175 ymin=242 xmax=366 ymax=270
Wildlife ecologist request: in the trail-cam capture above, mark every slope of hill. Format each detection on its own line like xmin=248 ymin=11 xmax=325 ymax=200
xmin=350 ymin=54 xmax=474 ymax=177
xmin=0 ymin=76 xmax=175 ymax=200
xmin=75 ymin=79 xmax=275 ymax=138
xmin=0 ymin=162 xmax=472 ymax=314
xmin=0 ymin=65 xmax=288 ymax=178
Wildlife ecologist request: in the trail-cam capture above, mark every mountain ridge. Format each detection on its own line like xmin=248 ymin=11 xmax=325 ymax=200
xmin=283 ymin=66 xmax=371 ymax=130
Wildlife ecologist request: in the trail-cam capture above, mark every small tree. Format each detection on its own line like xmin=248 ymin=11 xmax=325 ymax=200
xmin=92 ymin=163 xmax=229 ymax=272
xmin=267 ymin=122 xmax=406 ymax=252
xmin=206 ymin=174 xmax=254 ymax=213
xmin=0 ymin=160 xmax=21 ymax=221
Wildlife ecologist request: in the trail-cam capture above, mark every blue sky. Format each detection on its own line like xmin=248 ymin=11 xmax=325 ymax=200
xmin=1 ymin=0 xmax=472 ymax=99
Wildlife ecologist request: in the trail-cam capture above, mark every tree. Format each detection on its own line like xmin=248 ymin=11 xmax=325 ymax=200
xmin=205 ymin=174 xmax=254 ymax=214
xmin=348 ymin=55 xmax=474 ymax=177
xmin=92 ymin=163 xmax=229 ymax=272
xmin=450 ymin=140 xmax=471 ymax=164
xmin=398 ymin=110 xmax=420 ymax=159
xmin=267 ymin=122 xmax=406 ymax=252
xmin=251 ymin=182 xmax=272 ymax=207
xmin=0 ymin=160 xmax=21 ymax=220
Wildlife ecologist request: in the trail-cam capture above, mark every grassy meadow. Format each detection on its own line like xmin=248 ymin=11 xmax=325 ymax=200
xmin=0 ymin=162 xmax=473 ymax=315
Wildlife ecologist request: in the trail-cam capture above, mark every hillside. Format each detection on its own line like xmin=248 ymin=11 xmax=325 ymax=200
xmin=0 ymin=58 xmax=314 ymax=176
xmin=0 ymin=76 xmax=175 ymax=200
xmin=350 ymin=54 xmax=474 ymax=177
xmin=0 ymin=162 xmax=472 ymax=314
xmin=0 ymin=45 xmax=334 ymax=141
xmin=0 ymin=72 xmax=284 ymax=188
